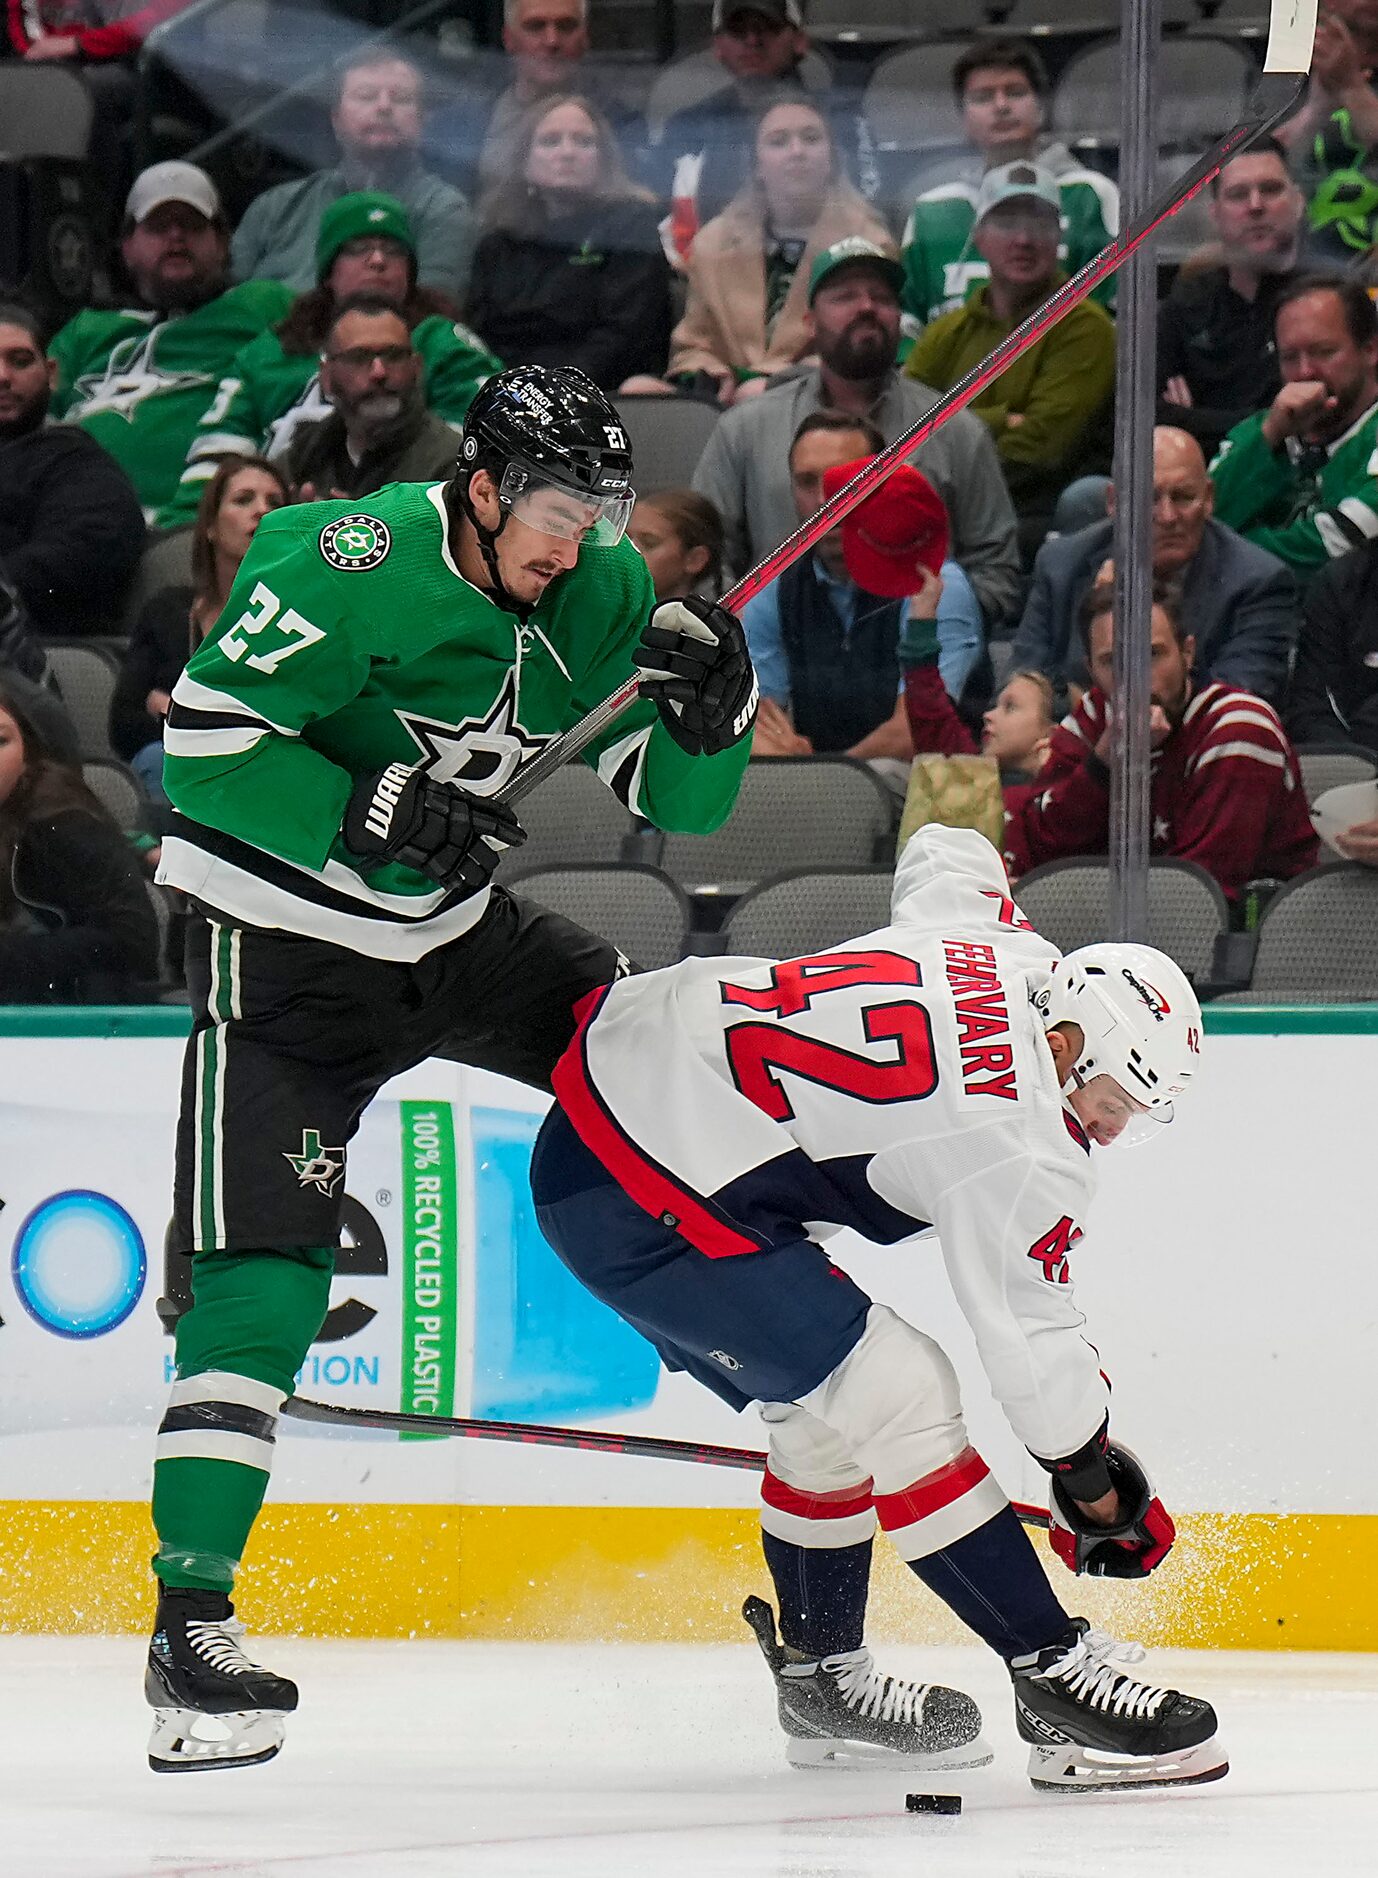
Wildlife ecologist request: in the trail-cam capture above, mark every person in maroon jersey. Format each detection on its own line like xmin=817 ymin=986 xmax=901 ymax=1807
xmin=1001 ymin=580 xmax=1318 ymax=899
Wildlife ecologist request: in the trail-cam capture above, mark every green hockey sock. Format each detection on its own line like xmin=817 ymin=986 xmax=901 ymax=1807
xmin=152 ymin=1246 xmax=334 ymax=1594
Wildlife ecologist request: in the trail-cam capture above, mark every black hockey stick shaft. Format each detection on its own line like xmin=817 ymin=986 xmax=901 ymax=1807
xmin=282 ymin=1393 xmax=1051 ymax=1530
xmin=497 ymin=75 xmax=1307 ymax=810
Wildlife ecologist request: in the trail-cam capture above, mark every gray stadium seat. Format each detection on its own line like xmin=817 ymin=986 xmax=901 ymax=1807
xmin=1294 ymin=743 xmax=1378 ymax=805
xmin=723 ymin=867 xmax=895 ymax=957
xmin=1011 ymin=858 xmax=1229 ymax=981
xmin=1052 ymin=36 xmax=1257 ymax=150
xmin=645 ymin=47 xmax=832 ymax=141
xmin=614 ymin=395 xmax=720 ymax=496
xmin=659 ymin=757 xmax=895 ymax=894
xmin=1188 ymin=0 xmax=1270 ymax=31
xmin=120 ymin=529 xmax=196 ymax=636
xmin=503 ymin=762 xmax=639 ymax=877
xmin=0 ymin=67 xmax=95 ymax=159
xmin=807 ymin=0 xmax=987 ymax=44
xmin=1001 ymin=0 xmax=1196 ymax=27
xmin=513 ymin=864 xmax=691 ymax=970
xmin=1214 ymin=864 xmax=1378 ymax=1003
xmin=83 ymin=758 xmax=146 ymax=831
xmin=863 ymin=42 xmax=968 ymax=152
xmin=47 ymin=642 xmax=120 ymax=761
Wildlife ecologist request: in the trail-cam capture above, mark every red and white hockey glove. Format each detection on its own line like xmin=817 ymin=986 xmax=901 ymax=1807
xmin=1048 ymin=1443 xmax=1176 ymax=1579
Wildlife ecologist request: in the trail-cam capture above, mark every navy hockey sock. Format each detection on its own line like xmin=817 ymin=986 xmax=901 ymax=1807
xmin=762 ymin=1531 xmax=873 ymax=1658
xmin=904 ymin=1505 xmax=1070 ymax=1660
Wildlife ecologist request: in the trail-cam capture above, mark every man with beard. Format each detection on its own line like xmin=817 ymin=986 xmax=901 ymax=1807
xmin=49 ymin=163 xmax=292 ymax=520
xmin=282 ymin=300 xmax=461 ymax=499
xmin=1211 ymin=275 xmax=1378 ymax=583
xmin=1157 ymin=140 xmax=1308 ymax=456
xmin=0 ymin=303 xmax=145 ymax=641
xmin=692 ymin=239 xmax=1020 ymax=628
xmin=1003 ymin=581 xmax=1317 ymax=902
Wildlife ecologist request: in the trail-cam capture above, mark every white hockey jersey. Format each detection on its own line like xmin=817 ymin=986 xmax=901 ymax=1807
xmin=551 ymin=826 xmax=1110 ymax=1464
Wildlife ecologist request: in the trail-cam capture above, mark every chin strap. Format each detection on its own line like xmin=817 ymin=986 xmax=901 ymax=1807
xmin=453 ymin=474 xmax=532 ymax=623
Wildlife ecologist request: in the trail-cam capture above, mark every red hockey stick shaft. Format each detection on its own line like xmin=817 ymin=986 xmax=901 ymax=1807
xmin=282 ymin=1394 xmax=1051 ymax=1530
xmin=498 ymin=76 xmax=1306 ymax=809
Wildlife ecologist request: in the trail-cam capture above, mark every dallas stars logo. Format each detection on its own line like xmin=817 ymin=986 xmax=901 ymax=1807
xmin=320 ymin=515 xmax=391 ymax=571
xmin=284 ymin=1128 xmax=345 ymax=1197
xmin=396 ymin=668 xmax=552 ymax=796
xmin=70 ymin=328 xmax=209 ymax=423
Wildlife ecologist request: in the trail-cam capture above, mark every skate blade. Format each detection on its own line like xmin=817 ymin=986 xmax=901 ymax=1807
xmin=148 ymin=1706 xmax=285 ymax=1774
xmin=788 ymin=1730 xmax=994 ymax=1772
xmin=1027 ymin=1734 xmax=1228 ymax=1794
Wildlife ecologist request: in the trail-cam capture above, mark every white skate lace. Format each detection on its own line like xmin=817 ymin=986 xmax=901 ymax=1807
xmin=822 ymin=1648 xmax=930 ymax=1727
xmin=186 ymin=1616 xmax=264 ymax=1679
xmin=1042 ymin=1628 xmax=1168 ymax=1721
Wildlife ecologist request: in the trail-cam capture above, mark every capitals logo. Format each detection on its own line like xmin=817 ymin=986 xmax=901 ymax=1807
xmin=1121 ymin=969 xmax=1171 ymax=1020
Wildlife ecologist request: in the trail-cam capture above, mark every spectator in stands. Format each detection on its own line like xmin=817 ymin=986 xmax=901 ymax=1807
xmin=1277 ymin=0 xmax=1378 ymax=265
xmin=464 ymin=95 xmax=671 ymax=391
xmin=651 ymin=1 xmax=853 ymax=257
xmin=693 ymin=237 xmax=1021 ymax=626
xmin=0 ymin=673 xmax=158 ymax=1002
xmin=1285 ymin=534 xmax=1378 ymax=754
xmin=430 ymin=0 xmax=641 ymax=200
xmin=164 ymin=193 xmax=499 ymax=526
xmin=898 ymin=37 xmax=1118 ymax=333
xmin=111 ymin=457 xmax=288 ymax=800
xmin=901 ymin=599 xmax=1055 ymax=786
xmin=1012 ymin=427 xmax=1299 ymax=705
xmin=231 ymin=49 xmax=476 ymax=301
xmin=1211 ymin=275 xmax=1378 ymax=584
xmin=283 ymin=300 xmax=460 ymax=500
xmin=904 ymin=161 xmax=1115 ymax=553
xmin=640 ymin=98 xmax=889 ymax=408
xmin=49 ymin=163 xmax=292 ymax=522
xmin=742 ymin=411 xmax=983 ymax=773
xmin=1157 ymin=139 xmax=1307 ymax=456
xmin=0 ymin=302 xmax=145 ymax=638
xmin=1002 ymin=580 xmax=1318 ymax=900
xmin=629 ymin=490 xmax=724 ymax=601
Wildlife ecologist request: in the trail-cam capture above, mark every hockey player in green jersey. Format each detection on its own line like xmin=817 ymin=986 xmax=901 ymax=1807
xmin=48 ymin=162 xmax=292 ymax=518
xmin=143 ymin=364 xmax=758 ymax=1772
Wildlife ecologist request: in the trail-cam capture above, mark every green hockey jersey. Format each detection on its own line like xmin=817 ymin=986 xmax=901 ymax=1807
xmin=899 ymin=149 xmax=1118 ymax=335
xmin=49 ymin=281 xmax=294 ymax=517
xmin=157 ymin=480 xmax=751 ymax=960
xmin=1210 ymin=400 xmax=1378 ymax=581
xmin=160 ymin=314 xmax=502 ymax=527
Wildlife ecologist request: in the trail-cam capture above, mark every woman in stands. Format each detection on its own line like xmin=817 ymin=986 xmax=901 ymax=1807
xmin=628 ymin=489 xmax=724 ymax=602
xmin=162 ymin=193 xmax=501 ymax=527
xmin=642 ymin=95 xmax=893 ymax=408
xmin=0 ymin=674 xmax=158 ymax=1004
xmin=111 ymin=458 xmax=289 ymax=800
xmin=464 ymin=94 xmax=673 ymax=391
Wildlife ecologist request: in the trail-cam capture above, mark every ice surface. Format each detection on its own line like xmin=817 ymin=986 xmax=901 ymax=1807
xmin=5 ymin=1636 xmax=1377 ymax=1877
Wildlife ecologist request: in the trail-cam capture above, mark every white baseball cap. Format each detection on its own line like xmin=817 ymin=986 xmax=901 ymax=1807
xmin=125 ymin=161 xmax=221 ymax=226
xmin=974 ymin=160 xmax=1062 ymax=224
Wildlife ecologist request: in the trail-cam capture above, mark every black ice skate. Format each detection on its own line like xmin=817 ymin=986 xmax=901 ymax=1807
xmin=1010 ymin=1618 xmax=1227 ymax=1793
xmin=146 ymin=1588 xmax=298 ymax=1773
xmin=743 ymin=1595 xmax=991 ymax=1771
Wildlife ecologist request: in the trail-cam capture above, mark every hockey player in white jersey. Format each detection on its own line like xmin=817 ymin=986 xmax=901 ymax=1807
xmin=530 ymin=824 xmax=1223 ymax=1793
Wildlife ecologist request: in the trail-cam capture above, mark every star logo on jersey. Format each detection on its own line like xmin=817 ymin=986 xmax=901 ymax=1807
xmin=320 ymin=515 xmax=392 ymax=571
xmin=70 ymin=337 xmax=210 ymax=423
xmin=284 ymin=1128 xmax=345 ymax=1197
xmin=395 ymin=669 xmax=553 ymax=797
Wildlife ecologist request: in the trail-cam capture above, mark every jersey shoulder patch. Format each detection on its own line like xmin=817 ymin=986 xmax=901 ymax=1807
xmin=318 ymin=513 xmax=392 ymax=571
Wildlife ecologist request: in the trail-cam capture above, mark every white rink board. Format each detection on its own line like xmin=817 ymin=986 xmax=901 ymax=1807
xmin=0 ymin=1026 xmax=1374 ymax=1517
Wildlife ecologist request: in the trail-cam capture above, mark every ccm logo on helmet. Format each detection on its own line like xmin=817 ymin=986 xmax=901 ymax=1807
xmin=1121 ymin=969 xmax=1171 ymax=1019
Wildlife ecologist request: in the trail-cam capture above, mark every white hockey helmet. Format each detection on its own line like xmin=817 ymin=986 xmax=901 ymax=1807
xmin=1041 ymin=943 xmax=1202 ymax=1126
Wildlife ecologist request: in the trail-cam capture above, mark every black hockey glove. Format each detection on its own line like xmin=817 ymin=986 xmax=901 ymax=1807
xmin=342 ymin=763 xmax=526 ymax=896
xmin=632 ymin=597 xmax=759 ymax=757
xmin=1047 ymin=1443 xmax=1176 ymax=1579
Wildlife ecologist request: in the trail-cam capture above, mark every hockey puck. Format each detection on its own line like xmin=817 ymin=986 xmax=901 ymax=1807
xmin=905 ymin=1793 xmax=962 ymax=1815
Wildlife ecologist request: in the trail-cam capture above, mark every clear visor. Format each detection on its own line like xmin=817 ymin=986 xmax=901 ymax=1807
xmin=498 ymin=463 xmax=633 ymax=546
xmin=1070 ymin=1069 xmax=1171 ymax=1148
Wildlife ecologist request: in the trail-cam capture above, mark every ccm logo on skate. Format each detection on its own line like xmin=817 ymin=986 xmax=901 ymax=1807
xmin=11 ymin=1190 xmax=146 ymax=1338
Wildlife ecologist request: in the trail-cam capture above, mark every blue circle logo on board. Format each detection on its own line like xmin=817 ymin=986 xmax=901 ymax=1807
xmin=11 ymin=1190 xmax=147 ymax=1338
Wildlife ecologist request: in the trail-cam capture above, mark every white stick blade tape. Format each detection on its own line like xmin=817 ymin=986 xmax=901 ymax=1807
xmin=1265 ymin=0 xmax=1318 ymax=74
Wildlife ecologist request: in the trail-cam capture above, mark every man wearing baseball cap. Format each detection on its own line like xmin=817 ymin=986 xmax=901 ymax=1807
xmin=231 ymin=46 xmax=475 ymax=300
xmin=47 ymin=164 xmax=294 ymax=518
xmin=905 ymin=161 xmax=1115 ymax=553
xmin=694 ymin=235 xmax=1021 ymax=628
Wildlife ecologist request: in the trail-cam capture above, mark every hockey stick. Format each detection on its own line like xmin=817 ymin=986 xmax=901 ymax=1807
xmin=281 ymin=1394 xmax=1051 ymax=1531
xmin=497 ymin=71 xmax=1309 ymax=810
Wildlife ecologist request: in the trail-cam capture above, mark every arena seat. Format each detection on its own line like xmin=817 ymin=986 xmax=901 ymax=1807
xmin=512 ymin=864 xmax=691 ymax=970
xmin=120 ymin=530 xmax=196 ymax=637
xmin=807 ymin=0 xmax=988 ymax=45
xmin=644 ymin=46 xmax=832 ymax=142
xmin=1213 ymin=864 xmax=1378 ymax=1003
xmin=1011 ymin=857 xmax=1229 ymax=982
xmin=82 ymin=758 xmax=148 ymax=833
xmin=862 ymin=42 xmax=968 ymax=154
xmin=1000 ymin=0 xmax=1197 ymax=29
xmin=1294 ymin=743 xmax=1378 ymax=806
xmin=614 ymin=395 xmax=720 ymax=495
xmin=0 ymin=67 xmax=95 ymax=160
xmin=1052 ymin=34 xmax=1257 ymax=150
xmin=46 ymin=641 xmax=121 ymax=762
xmin=721 ymin=866 xmax=895 ymax=958
xmin=503 ymin=763 xmax=640 ymax=877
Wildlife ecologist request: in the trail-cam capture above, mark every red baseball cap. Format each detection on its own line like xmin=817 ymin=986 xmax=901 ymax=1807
xmin=820 ymin=458 xmax=950 ymax=599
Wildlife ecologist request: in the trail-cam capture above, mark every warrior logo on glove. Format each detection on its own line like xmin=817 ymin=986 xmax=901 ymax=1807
xmin=633 ymin=597 xmax=759 ymax=758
